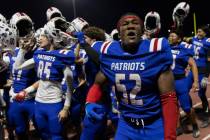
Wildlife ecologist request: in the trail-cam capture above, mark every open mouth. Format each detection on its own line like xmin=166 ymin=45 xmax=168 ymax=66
xmin=127 ymin=31 xmax=137 ymax=40
xmin=127 ymin=31 xmax=136 ymax=37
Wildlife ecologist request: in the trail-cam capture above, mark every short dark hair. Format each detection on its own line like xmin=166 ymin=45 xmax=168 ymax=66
xmin=83 ymin=26 xmax=106 ymax=41
xmin=198 ymin=24 xmax=210 ymax=35
xmin=170 ymin=29 xmax=184 ymax=39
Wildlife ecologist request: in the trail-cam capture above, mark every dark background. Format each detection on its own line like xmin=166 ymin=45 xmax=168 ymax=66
xmin=0 ymin=0 xmax=209 ymax=37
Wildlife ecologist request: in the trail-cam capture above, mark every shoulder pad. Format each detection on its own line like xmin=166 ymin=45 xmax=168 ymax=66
xmin=149 ymin=37 xmax=168 ymax=52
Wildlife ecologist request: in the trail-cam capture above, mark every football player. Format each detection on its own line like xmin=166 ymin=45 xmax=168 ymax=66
xmin=16 ymin=17 xmax=75 ymax=140
xmin=168 ymin=29 xmax=200 ymax=138
xmin=186 ymin=25 xmax=210 ymax=128
xmin=80 ymin=26 xmax=112 ymax=140
xmin=1 ymin=12 xmax=37 ymax=140
xmin=8 ymin=12 xmax=37 ymax=140
xmin=84 ymin=13 xmax=178 ymax=140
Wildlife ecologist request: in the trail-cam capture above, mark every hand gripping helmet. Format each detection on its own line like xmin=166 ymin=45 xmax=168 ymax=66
xmin=46 ymin=7 xmax=64 ymax=21
xmin=10 ymin=12 xmax=34 ymax=37
xmin=0 ymin=22 xmax=17 ymax=52
xmin=144 ymin=11 xmax=161 ymax=35
xmin=71 ymin=17 xmax=89 ymax=32
xmin=172 ymin=2 xmax=190 ymax=26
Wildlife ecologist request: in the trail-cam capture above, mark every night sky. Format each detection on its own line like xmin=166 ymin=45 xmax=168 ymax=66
xmin=0 ymin=0 xmax=209 ymax=36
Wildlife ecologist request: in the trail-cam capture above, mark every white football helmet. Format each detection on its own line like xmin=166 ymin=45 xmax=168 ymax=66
xmin=0 ymin=13 xmax=7 ymax=24
xmin=43 ymin=17 xmax=77 ymax=48
xmin=46 ymin=7 xmax=63 ymax=21
xmin=172 ymin=2 xmax=190 ymax=26
xmin=71 ymin=17 xmax=89 ymax=32
xmin=34 ymin=28 xmax=44 ymax=42
xmin=66 ymin=23 xmax=77 ymax=34
xmin=10 ymin=12 xmax=34 ymax=37
xmin=144 ymin=11 xmax=161 ymax=35
xmin=0 ymin=22 xmax=17 ymax=52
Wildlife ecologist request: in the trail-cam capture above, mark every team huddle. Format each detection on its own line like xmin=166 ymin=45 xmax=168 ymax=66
xmin=0 ymin=1 xmax=210 ymax=140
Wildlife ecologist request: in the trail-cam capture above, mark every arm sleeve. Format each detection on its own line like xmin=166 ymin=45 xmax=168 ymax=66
xmin=160 ymin=91 xmax=178 ymax=140
xmin=63 ymin=66 xmax=73 ymax=107
xmin=14 ymin=49 xmax=27 ymax=69
xmin=16 ymin=58 xmax=35 ymax=70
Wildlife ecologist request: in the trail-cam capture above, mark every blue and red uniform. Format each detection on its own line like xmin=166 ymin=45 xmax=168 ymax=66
xmin=171 ymin=43 xmax=193 ymax=113
xmin=186 ymin=37 xmax=210 ymax=111
xmin=89 ymin=38 xmax=173 ymax=140
xmin=33 ymin=48 xmax=75 ymax=140
xmin=80 ymin=41 xmax=111 ymax=140
xmin=7 ymin=48 xmax=36 ymax=136
xmin=62 ymin=46 xmax=89 ymax=126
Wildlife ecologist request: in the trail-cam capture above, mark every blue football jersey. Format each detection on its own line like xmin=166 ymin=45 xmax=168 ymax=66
xmin=171 ymin=43 xmax=193 ymax=75
xmin=10 ymin=48 xmax=37 ymax=93
xmin=33 ymin=48 xmax=75 ymax=82
xmin=61 ymin=64 xmax=78 ymax=92
xmin=93 ymin=38 xmax=173 ymax=118
xmin=61 ymin=47 xmax=88 ymax=92
xmin=91 ymin=41 xmax=104 ymax=54
xmin=191 ymin=36 xmax=210 ymax=67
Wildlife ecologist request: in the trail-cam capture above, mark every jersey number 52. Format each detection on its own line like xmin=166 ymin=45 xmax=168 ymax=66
xmin=115 ymin=73 xmax=143 ymax=106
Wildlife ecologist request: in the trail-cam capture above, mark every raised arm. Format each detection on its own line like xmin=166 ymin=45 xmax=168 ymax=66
xmin=13 ymin=49 xmax=27 ymax=69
